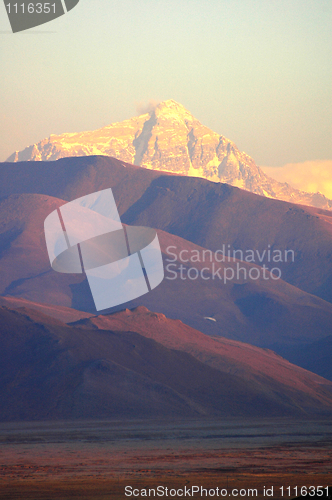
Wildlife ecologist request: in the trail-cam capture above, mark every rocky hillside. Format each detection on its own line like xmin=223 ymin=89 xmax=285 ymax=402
xmin=1 ymin=305 xmax=332 ymax=421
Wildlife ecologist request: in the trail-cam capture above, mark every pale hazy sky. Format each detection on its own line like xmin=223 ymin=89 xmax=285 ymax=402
xmin=1 ymin=0 xmax=331 ymax=166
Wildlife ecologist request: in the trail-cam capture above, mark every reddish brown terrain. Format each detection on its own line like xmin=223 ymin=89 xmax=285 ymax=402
xmin=0 ymin=156 xmax=331 ymax=301
xmin=0 ymin=296 xmax=93 ymax=323
xmin=0 ymin=192 xmax=332 ymax=356
xmin=71 ymin=306 xmax=332 ymax=407
xmin=0 ymin=155 xmax=332 ymax=498
xmin=1 ymin=304 xmax=332 ymax=420
xmin=0 ymin=418 xmax=331 ymax=500
xmin=0 ymin=155 xmax=332 ymax=377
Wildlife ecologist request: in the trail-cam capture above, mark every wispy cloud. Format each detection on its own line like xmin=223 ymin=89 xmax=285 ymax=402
xmin=135 ymin=99 xmax=160 ymax=115
xmin=261 ymin=160 xmax=332 ymax=198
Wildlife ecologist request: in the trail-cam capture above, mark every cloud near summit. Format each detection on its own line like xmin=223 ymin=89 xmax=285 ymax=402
xmin=262 ymin=160 xmax=332 ymax=198
xmin=135 ymin=99 xmax=160 ymax=115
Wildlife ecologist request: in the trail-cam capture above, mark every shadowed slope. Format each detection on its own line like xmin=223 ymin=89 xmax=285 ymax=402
xmin=122 ymin=175 xmax=332 ymax=302
xmin=280 ymin=335 xmax=332 ymax=382
xmin=0 ymin=194 xmax=332 ymax=352
xmin=0 ymin=156 xmax=331 ymax=301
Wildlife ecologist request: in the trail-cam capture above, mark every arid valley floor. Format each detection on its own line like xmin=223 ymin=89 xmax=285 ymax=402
xmin=0 ymin=419 xmax=331 ymax=499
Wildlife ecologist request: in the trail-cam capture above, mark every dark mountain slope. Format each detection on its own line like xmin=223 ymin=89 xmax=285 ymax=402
xmin=122 ymin=174 xmax=332 ymax=302
xmin=0 ymin=194 xmax=332 ymax=351
xmin=280 ymin=335 xmax=332 ymax=382
xmin=1 ymin=156 xmax=331 ymax=301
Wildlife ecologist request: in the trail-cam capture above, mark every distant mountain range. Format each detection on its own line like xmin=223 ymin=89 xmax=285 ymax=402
xmin=0 ymin=156 xmax=332 ymax=358
xmin=1 ymin=153 xmax=332 ymax=421
xmin=6 ymin=100 xmax=332 ymax=210
xmin=1 ymin=156 xmax=331 ymax=303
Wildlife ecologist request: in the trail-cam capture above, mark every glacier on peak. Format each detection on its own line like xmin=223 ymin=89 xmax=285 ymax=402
xmin=5 ymin=99 xmax=332 ymax=210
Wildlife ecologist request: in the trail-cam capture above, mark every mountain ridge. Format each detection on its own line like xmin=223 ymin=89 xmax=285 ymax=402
xmin=6 ymin=100 xmax=332 ymax=210
xmin=1 ymin=189 xmax=332 ymax=353
xmin=1 ymin=304 xmax=332 ymax=421
xmin=0 ymin=156 xmax=331 ymax=304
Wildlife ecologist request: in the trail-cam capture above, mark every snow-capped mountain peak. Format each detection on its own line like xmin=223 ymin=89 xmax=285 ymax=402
xmin=6 ymin=100 xmax=332 ymax=210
